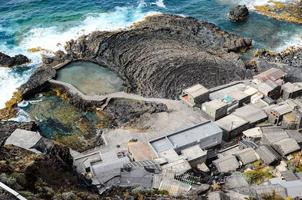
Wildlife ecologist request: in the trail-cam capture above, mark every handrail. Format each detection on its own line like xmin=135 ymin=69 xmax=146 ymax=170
xmin=0 ymin=182 xmax=27 ymax=200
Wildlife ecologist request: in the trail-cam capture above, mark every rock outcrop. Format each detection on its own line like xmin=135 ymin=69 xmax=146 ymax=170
xmin=251 ymin=47 xmax=302 ymax=82
xmin=0 ymin=121 xmax=36 ymax=145
xmin=0 ymin=52 xmax=30 ymax=67
xmin=229 ymin=5 xmax=249 ymax=22
xmin=45 ymin=14 xmax=252 ymax=99
xmin=103 ymin=98 xmax=168 ymax=127
xmin=19 ymin=65 xmax=56 ymax=97
xmin=0 ymin=145 xmax=100 ymax=200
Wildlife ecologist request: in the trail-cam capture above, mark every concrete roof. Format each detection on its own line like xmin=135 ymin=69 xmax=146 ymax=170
xmin=257 ymin=79 xmax=279 ymax=94
xmin=159 ymin=149 xmax=181 ymax=163
xmin=128 ymin=141 xmax=156 ymax=161
xmin=158 ymin=178 xmax=191 ymax=196
xmin=202 ymin=99 xmax=227 ymax=110
xmin=181 ymin=145 xmax=207 ymax=162
xmin=213 ymin=155 xmax=239 ymax=173
xmin=243 ymin=127 xmax=263 ymax=138
xmin=215 ymin=114 xmax=249 ymax=132
xmin=183 ymin=84 xmax=208 ymax=98
xmin=233 ymin=104 xmax=267 ymax=124
xmin=120 ymin=167 xmax=153 ymax=188
xmin=271 ymin=103 xmax=293 ymax=115
xmin=286 ymin=130 xmax=302 ymax=143
xmin=282 ymin=82 xmax=302 ymax=93
xmin=261 ymin=127 xmax=289 ymax=144
xmin=150 ymin=121 xmax=222 ymax=153
xmin=254 ymin=68 xmax=286 ymax=82
xmin=209 ymin=83 xmax=247 ymax=100
xmin=270 ymin=179 xmax=302 ymax=198
xmin=273 ymin=138 xmax=300 ymax=156
xmin=161 ymin=159 xmax=191 ymax=176
xmin=5 ymin=129 xmax=42 ymax=153
xmin=225 ymin=172 xmax=249 ymax=189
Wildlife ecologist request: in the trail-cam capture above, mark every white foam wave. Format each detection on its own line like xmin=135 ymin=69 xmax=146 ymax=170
xmin=216 ymin=0 xmax=296 ymax=9
xmin=20 ymin=6 xmax=156 ymax=52
xmin=155 ymin=0 xmax=166 ymax=8
xmin=276 ymin=33 xmax=302 ymax=52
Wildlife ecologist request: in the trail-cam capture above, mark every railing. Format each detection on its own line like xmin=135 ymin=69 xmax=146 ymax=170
xmin=0 ymin=182 xmax=27 ymax=200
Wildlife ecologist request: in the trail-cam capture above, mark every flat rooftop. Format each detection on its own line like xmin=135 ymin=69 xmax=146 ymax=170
xmin=150 ymin=121 xmax=222 ymax=154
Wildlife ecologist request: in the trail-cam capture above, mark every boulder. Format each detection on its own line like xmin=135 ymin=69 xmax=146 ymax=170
xmin=229 ymin=5 xmax=249 ymax=22
xmin=0 ymin=52 xmax=30 ymax=67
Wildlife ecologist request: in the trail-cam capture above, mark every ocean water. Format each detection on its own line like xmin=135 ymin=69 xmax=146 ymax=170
xmin=0 ymin=0 xmax=301 ymax=110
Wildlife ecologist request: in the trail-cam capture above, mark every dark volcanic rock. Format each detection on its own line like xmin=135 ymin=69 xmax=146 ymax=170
xmin=229 ymin=5 xmax=249 ymax=22
xmin=0 ymin=52 xmax=30 ymax=67
xmin=19 ymin=65 xmax=56 ymax=97
xmin=104 ymin=98 xmax=168 ymax=127
xmin=0 ymin=121 xmax=36 ymax=145
xmin=251 ymin=47 xmax=302 ymax=82
xmin=45 ymin=14 xmax=252 ymax=99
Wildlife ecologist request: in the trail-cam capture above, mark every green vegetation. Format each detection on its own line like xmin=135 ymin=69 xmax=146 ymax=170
xmin=244 ymin=167 xmax=273 ymax=184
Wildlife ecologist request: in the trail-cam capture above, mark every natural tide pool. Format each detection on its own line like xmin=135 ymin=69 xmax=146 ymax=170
xmin=56 ymin=61 xmax=124 ymax=95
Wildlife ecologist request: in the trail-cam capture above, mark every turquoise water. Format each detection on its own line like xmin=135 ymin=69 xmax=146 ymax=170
xmin=0 ymin=0 xmax=301 ymax=109
xmin=56 ymin=61 xmax=124 ymax=95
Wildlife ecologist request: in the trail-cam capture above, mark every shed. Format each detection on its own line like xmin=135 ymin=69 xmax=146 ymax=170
xmin=273 ymin=138 xmax=300 ymax=156
xmin=5 ymin=129 xmax=42 ymax=153
xmin=257 ymin=79 xmax=281 ymax=100
xmin=256 ymin=145 xmax=279 ymax=165
xmin=202 ymin=99 xmax=228 ymax=120
xmin=282 ymin=82 xmax=302 ymax=99
xmin=215 ymin=114 xmax=249 ymax=141
xmin=180 ymin=84 xmax=209 ymax=107
xmin=235 ymin=148 xmax=258 ymax=165
xmin=158 ymin=178 xmax=191 ymax=196
xmin=233 ymin=104 xmax=267 ymax=125
xmin=243 ymin=127 xmax=263 ymax=140
xmin=127 ymin=141 xmax=156 ymax=161
xmin=181 ymin=145 xmax=207 ymax=167
xmin=213 ymin=155 xmax=240 ymax=173
xmin=253 ymin=68 xmax=286 ymax=82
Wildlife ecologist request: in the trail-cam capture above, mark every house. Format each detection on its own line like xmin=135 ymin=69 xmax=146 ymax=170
xmin=5 ymin=129 xmax=42 ymax=154
xmin=281 ymin=82 xmax=302 ymax=99
xmin=253 ymin=68 xmax=286 ymax=83
xmin=268 ymin=103 xmax=293 ymax=125
xmin=181 ymin=145 xmax=207 ymax=167
xmin=286 ymin=130 xmax=302 ymax=144
xmin=257 ymin=79 xmax=281 ymax=100
xmin=273 ymin=138 xmax=300 ymax=156
xmin=180 ymin=84 xmax=209 ymax=107
xmin=261 ymin=127 xmax=289 ymax=145
xmin=119 ymin=166 xmax=154 ymax=188
xmin=256 ymin=145 xmax=279 ymax=165
xmin=215 ymin=114 xmax=249 ymax=141
xmin=161 ymin=159 xmax=192 ymax=176
xmin=233 ymin=104 xmax=267 ymax=125
xmin=225 ymin=172 xmax=249 ymax=189
xmin=127 ymin=141 xmax=156 ymax=161
xmin=202 ymin=99 xmax=228 ymax=120
xmin=213 ymin=155 xmax=240 ymax=173
xmin=149 ymin=121 xmax=223 ymax=155
xmin=282 ymin=112 xmax=299 ymax=129
xmin=228 ymin=90 xmax=251 ymax=106
xmin=234 ymin=148 xmax=259 ymax=165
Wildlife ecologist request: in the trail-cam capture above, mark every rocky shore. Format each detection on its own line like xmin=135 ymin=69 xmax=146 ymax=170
xmin=43 ymin=14 xmax=252 ymax=99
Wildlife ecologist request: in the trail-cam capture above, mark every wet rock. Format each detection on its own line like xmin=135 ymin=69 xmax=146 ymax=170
xmin=104 ymin=98 xmax=168 ymax=127
xmin=0 ymin=52 xmax=30 ymax=67
xmin=62 ymin=192 xmax=77 ymax=200
xmin=251 ymin=47 xmax=302 ymax=82
xmin=229 ymin=5 xmax=249 ymax=22
xmin=19 ymin=65 xmax=56 ymax=97
xmin=45 ymin=14 xmax=252 ymax=99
